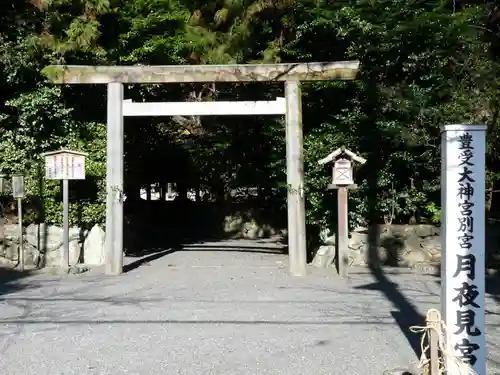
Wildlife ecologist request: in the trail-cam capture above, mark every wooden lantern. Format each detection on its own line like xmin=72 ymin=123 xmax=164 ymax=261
xmin=333 ymin=158 xmax=354 ymax=185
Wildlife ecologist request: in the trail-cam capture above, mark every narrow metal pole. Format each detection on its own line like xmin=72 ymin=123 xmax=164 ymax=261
xmin=337 ymin=187 xmax=349 ymax=277
xmin=285 ymin=80 xmax=307 ymax=277
xmin=18 ymin=198 xmax=24 ymax=272
xmin=105 ymin=82 xmax=124 ymax=275
xmin=62 ymin=178 xmax=69 ymax=270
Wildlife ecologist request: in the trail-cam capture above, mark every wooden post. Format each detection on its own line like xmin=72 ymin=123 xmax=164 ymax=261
xmin=319 ymin=148 xmax=366 ymax=276
xmin=427 ymin=309 xmax=440 ymax=375
xmin=62 ymin=178 xmax=69 ymax=270
xmin=17 ymin=198 xmax=23 ymax=272
xmin=105 ymin=82 xmax=124 ymax=275
xmin=12 ymin=174 xmax=25 ymax=272
xmin=337 ymin=187 xmax=349 ymax=277
xmin=285 ymin=80 xmax=307 ymax=277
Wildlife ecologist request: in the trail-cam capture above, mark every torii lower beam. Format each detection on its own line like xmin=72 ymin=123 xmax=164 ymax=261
xmin=42 ymin=61 xmax=360 ymax=277
xmin=123 ymin=98 xmax=286 ymax=116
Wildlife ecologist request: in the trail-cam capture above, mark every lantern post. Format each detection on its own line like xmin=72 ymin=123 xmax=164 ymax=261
xmin=318 ymin=146 xmax=367 ymax=277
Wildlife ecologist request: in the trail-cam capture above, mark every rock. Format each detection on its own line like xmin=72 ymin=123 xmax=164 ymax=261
xmin=383 ymin=368 xmax=416 ymax=375
xmin=83 ymin=225 xmax=106 ymax=266
xmin=413 ymin=224 xmax=439 ymax=238
xmin=360 ymin=246 xmax=390 ymax=267
xmin=69 ymin=264 xmax=89 ymax=274
xmin=222 ymin=214 xmax=281 ymax=239
xmin=384 ymin=224 xmax=409 ymax=238
xmin=380 ymin=234 xmax=405 ymax=252
xmin=311 ymin=245 xmax=335 ymax=268
xmin=1 ymin=225 xmax=18 ymax=260
xmin=400 ymin=249 xmax=429 ymax=267
xmin=3 ymin=240 xmax=19 ymax=261
xmin=25 ymin=224 xmax=81 ymax=252
xmin=324 ymin=235 xmax=336 ymax=246
xmin=243 ymin=221 xmax=263 ymax=239
xmin=42 ymin=238 xmax=81 ymax=266
xmin=1 ymin=225 xmax=39 ymax=266
xmin=349 ymin=250 xmax=364 ymax=266
xmin=348 ymin=231 xmax=364 ymax=250
xmin=3 ymin=224 xmax=18 ymax=241
xmin=315 ymin=223 xmax=450 ymax=269
xmin=319 ymin=228 xmax=332 ymax=243
xmin=24 ymin=224 xmax=83 ymax=266
xmin=261 ymin=224 xmax=276 ymax=237
xmin=420 ymin=236 xmax=441 ymax=261
xmin=223 ymin=215 xmax=243 ymax=233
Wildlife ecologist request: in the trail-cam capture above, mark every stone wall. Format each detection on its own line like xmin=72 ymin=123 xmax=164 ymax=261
xmin=222 ymin=214 xmax=286 ymax=239
xmin=0 ymin=205 xmax=285 ymax=267
xmin=312 ymin=224 xmax=500 ymax=269
xmin=0 ymin=223 xmax=105 ymax=268
xmin=8 ymin=220 xmax=500 ymax=271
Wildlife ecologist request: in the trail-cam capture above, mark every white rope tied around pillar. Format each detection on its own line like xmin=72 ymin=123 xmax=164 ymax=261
xmin=409 ymin=308 xmax=478 ymax=375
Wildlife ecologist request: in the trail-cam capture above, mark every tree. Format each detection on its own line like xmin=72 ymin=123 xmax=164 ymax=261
xmin=1 ymin=0 xmax=500 ymax=246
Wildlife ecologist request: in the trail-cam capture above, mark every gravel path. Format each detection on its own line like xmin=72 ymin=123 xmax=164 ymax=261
xmin=0 ymin=240 xmax=499 ymax=375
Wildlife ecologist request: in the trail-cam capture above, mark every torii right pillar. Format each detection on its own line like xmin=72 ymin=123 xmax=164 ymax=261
xmin=441 ymin=124 xmax=486 ymax=375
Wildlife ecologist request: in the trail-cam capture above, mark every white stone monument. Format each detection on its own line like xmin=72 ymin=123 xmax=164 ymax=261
xmin=441 ymin=124 xmax=486 ymax=375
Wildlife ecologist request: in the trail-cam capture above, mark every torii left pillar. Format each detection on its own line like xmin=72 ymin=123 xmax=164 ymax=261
xmin=285 ymin=80 xmax=307 ymax=276
xmin=105 ymin=81 xmax=124 ymax=275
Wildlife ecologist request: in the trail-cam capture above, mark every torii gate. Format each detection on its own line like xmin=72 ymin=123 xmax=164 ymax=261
xmin=42 ymin=61 xmax=360 ymax=276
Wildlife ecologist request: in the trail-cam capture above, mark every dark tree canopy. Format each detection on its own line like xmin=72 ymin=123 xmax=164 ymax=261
xmin=1 ymin=0 xmax=500 ymax=240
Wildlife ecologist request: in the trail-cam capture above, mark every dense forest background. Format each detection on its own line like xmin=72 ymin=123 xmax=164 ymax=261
xmin=2 ymin=0 xmax=500 ymax=250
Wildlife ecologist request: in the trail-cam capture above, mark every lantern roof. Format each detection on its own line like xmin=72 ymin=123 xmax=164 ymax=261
xmin=318 ymin=146 xmax=367 ymax=165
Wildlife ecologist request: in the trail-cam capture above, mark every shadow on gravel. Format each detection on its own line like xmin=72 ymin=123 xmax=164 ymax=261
xmin=0 ymin=267 xmax=36 ymax=297
xmin=354 ymin=233 xmax=425 ymax=359
xmin=430 ymin=268 xmax=500 ymax=297
xmin=0 ymin=318 xmax=437 ymax=326
xmin=354 ymin=88 xmax=426 ymax=360
xmin=123 ymin=242 xmax=287 ymax=273
xmin=485 ymin=271 xmax=500 ymax=305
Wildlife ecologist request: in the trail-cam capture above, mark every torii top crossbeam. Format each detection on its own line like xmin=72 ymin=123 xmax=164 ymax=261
xmin=42 ymin=61 xmax=360 ymax=84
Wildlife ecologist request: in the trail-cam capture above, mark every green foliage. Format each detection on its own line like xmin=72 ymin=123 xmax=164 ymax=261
xmin=0 ymin=84 xmax=107 ymax=226
xmin=424 ymin=202 xmax=442 ymax=225
xmin=2 ymin=0 xmax=500 ymax=245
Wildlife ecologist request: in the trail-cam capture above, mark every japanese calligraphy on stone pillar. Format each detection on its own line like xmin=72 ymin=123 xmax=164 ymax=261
xmin=441 ymin=124 xmax=486 ymax=375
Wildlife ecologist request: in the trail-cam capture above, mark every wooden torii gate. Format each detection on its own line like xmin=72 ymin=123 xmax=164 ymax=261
xmin=42 ymin=61 xmax=360 ymax=276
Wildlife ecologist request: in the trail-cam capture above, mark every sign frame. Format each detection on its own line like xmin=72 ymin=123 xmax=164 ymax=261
xmin=42 ymin=149 xmax=88 ymax=180
xmin=41 ymin=149 xmax=88 ymax=272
